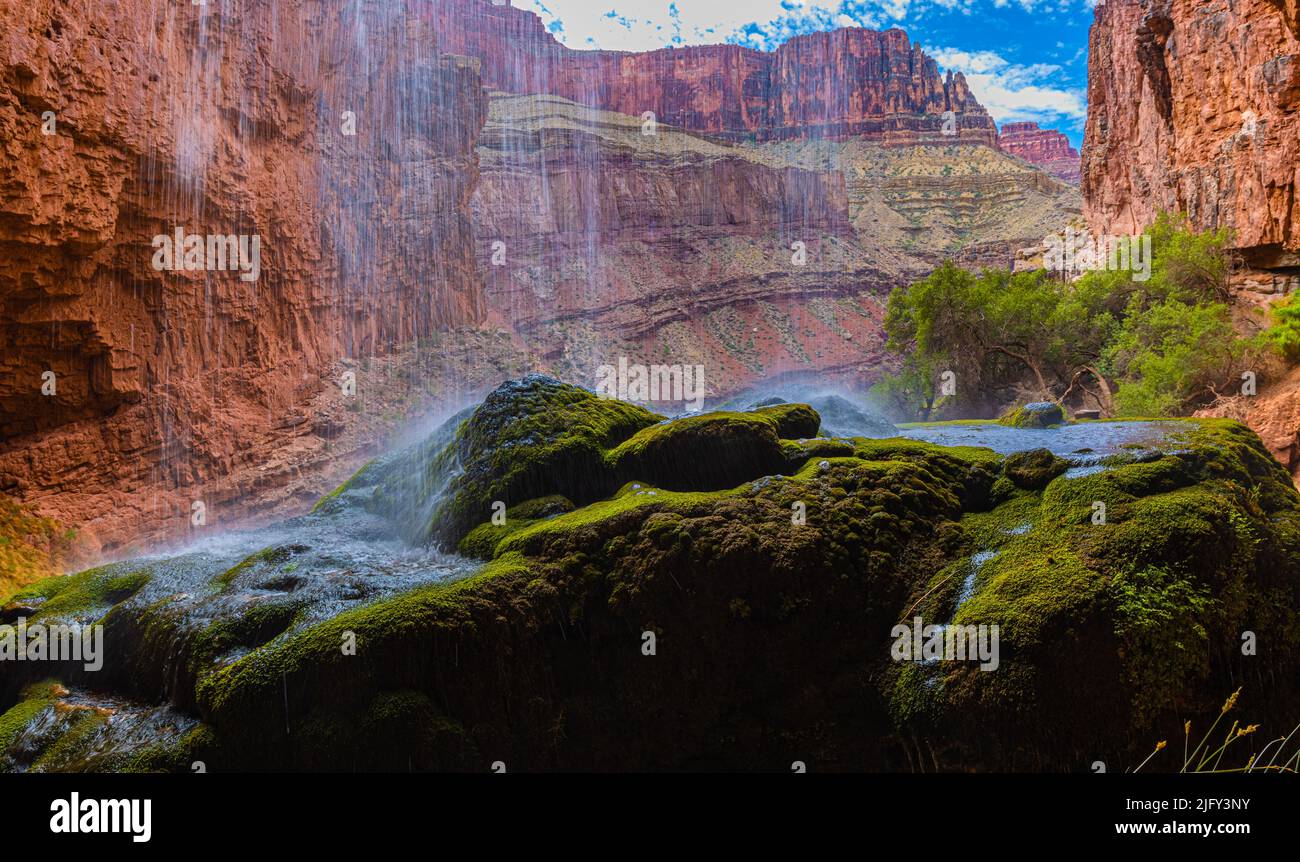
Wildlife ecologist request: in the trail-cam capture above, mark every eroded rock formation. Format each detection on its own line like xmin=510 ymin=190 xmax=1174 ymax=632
xmin=1083 ymin=0 xmax=1300 ymax=262
xmin=1083 ymin=0 xmax=1300 ymax=484
xmin=0 ymin=0 xmax=511 ymax=562
xmin=431 ymin=0 xmax=996 ymax=144
xmin=997 ymin=121 xmax=1080 ymax=184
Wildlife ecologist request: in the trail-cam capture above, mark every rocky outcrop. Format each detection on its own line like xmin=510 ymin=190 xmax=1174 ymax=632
xmin=0 ymin=0 xmax=503 ymax=561
xmin=1196 ymin=363 xmax=1300 ymax=481
xmin=431 ymin=0 xmax=996 ymax=144
xmin=1083 ymin=0 xmax=1300 ymax=262
xmin=473 ymin=94 xmax=902 ymax=397
xmin=997 ymin=121 xmax=1081 ymax=184
xmin=4 ymin=379 xmax=1298 ymax=771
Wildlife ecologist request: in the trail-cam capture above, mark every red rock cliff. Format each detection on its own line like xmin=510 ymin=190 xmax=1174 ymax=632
xmin=430 ymin=0 xmax=996 ymax=144
xmin=1083 ymin=0 xmax=1300 ymax=263
xmin=998 ymin=121 xmax=1081 ymax=184
xmin=0 ymin=0 xmax=490 ymax=561
xmin=1083 ymin=0 xmax=1300 ymax=483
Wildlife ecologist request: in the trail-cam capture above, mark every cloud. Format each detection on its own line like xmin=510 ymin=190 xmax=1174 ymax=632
xmin=927 ymin=46 xmax=1087 ymax=128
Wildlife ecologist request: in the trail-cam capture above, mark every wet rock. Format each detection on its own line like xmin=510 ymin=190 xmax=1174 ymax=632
xmin=999 ymin=401 xmax=1065 ymax=429
xmin=1002 ymin=448 xmax=1070 ymax=490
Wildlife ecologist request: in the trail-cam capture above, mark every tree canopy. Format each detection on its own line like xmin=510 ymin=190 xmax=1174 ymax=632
xmin=874 ymin=215 xmax=1275 ymax=420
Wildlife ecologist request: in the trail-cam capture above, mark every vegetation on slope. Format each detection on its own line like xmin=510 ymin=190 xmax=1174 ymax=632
xmin=874 ymin=215 xmax=1283 ymax=421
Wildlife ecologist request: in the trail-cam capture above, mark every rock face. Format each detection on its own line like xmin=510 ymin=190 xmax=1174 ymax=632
xmin=997 ymin=121 xmax=1081 ymax=184
xmin=1082 ymin=0 xmax=1300 ymax=485
xmin=1083 ymin=0 xmax=1300 ymax=262
xmin=474 ymin=93 xmax=1079 ymax=397
xmin=0 ymin=0 xmax=505 ymax=561
xmin=1196 ymin=363 xmax=1300 ymax=480
xmin=431 ymin=0 xmax=996 ymax=144
xmin=473 ymin=93 xmax=900 ymax=397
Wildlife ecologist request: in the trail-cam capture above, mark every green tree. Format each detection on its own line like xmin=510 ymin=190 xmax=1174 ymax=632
xmin=876 ymin=214 xmax=1263 ymax=420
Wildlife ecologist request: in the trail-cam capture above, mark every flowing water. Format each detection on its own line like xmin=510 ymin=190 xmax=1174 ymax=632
xmin=896 ymin=419 xmax=1191 ymax=462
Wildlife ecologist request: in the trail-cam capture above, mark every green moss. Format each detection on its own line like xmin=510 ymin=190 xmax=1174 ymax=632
xmin=30 ymin=707 xmax=109 ymax=772
xmin=213 ymin=545 xmax=307 ymax=591
xmin=193 ymin=552 xmax=534 ymax=764
xmin=749 ymin=402 xmax=821 ymax=439
xmin=311 ymin=459 xmax=376 ymax=513
xmin=998 ymin=402 xmax=1065 ymax=428
xmin=1002 ymin=448 xmax=1069 ymax=490
xmin=780 ymin=437 xmax=856 ymax=468
xmin=852 ymin=436 xmax=1002 ymax=467
xmin=0 ymin=494 xmax=69 ymax=601
xmin=606 ymin=411 xmax=794 ymax=491
xmin=120 ymin=725 xmax=216 ymax=773
xmin=11 ymin=565 xmax=150 ymax=622
xmin=377 ymin=376 xmax=661 ymax=549
xmin=457 ymin=495 xmax=575 ymax=559
xmin=886 ymin=419 xmax=1300 ymax=764
xmin=0 ymin=679 xmax=61 ymax=755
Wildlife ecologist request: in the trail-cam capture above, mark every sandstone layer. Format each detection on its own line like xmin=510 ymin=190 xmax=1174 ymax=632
xmin=432 ymin=0 xmax=996 ymax=144
xmin=474 ymin=93 xmax=1079 ymax=399
xmin=997 ymin=121 xmax=1081 ymax=184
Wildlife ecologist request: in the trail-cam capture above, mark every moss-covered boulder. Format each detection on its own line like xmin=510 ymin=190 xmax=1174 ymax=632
xmin=365 ymin=375 xmax=829 ymax=553
xmin=3 ymin=380 xmax=1298 ymax=773
xmin=607 ymin=411 xmax=790 ymax=491
xmin=892 ymin=419 xmax=1300 ymax=769
xmin=1002 ymin=448 xmax=1069 ymax=490
xmin=372 ymin=375 xmax=661 ymax=548
xmin=999 ymin=401 xmax=1065 ymax=429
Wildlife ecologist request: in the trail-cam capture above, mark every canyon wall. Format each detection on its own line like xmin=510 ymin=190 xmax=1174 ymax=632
xmin=431 ymin=0 xmax=997 ymax=144
xmin=1083 ymin=0 xmax=1300 ymax=481
xmin=473 ymin=94 xmax=898 ymax=397
xmin=1083 ymin=0 xmax=1300 ymax=263
xmin=0 ymin=0 xmax=503 ymax=563
xmin=998 ymin=121 xmax=1081 ymax=184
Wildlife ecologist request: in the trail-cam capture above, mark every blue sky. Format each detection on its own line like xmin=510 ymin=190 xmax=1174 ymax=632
xmin=516 ymin=0 xmax=1095 ymax=146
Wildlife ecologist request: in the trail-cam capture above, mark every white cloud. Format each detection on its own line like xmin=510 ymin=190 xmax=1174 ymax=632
xmin=515 ymin=0 xmax=805 ymax=51
xmin=927 ymin=46 xmax=1086 ymax=127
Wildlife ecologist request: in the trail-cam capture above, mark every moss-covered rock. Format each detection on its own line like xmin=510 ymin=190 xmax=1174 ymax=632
xmin=365 ymin=375 xmax=830 ymax=552
xmin=1002 ymin=448 xmax=1069 ymax=490
xmin=457 ymin=495 xmax=576 ymax=559
xmin=4 ymin=382 xmax=1298 ymax=773
xmin=606 ymin=411 xmax=792 ymax=491
xmin=999 ymin=401 xmax=1065 ymax=429
xmin=372 ymin=375 xmax=661 ymax=549
xmin=7 ymin=565 xmax=150 ymax=623
xmin=890 ymin=419 xmax=1300 ymax=769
